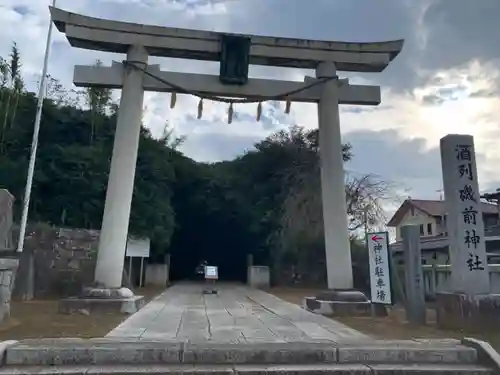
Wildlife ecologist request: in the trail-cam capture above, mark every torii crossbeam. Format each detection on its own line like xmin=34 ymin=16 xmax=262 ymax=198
xmin=74 ymin=63 xmax=381 ymax=105
xmin=51 ymin=6 xmax=404 ymax=292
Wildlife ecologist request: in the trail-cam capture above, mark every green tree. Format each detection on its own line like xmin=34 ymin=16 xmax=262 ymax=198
xmin=0 ymin=44 xmax=176 ymax=254
xmin=0 ymin=43 xmax=23 ymax=153
xmin=8 ymin=43 xmax=23 ymax=130
xmin=85 ymin=60 xmax=113 ymax=145
xmin=245 ymin=125 xmax=394 ymax=285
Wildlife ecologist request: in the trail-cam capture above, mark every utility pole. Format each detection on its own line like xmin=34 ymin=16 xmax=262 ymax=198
xmin=17 ymin=0 xmax=57 ymax=252
xmin=436 ymin=188 xmax=445 ymax=235
xmin=361 ymin=205 xmax=370 ymax=250
xmin=363 ymin=206 xmax=369 ymax=238
xmin=436 ymin=188 xmax=443 ymax=201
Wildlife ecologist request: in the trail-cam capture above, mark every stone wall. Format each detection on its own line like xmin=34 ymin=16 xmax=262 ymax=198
xmin=0 ymin=189 xmax=14 ymax=251
xmin=10 ymin=224 xmax=143 ymax=299
xmin=0 ymin=258 xmax=18 ymax=322
xmin=13 ymin=224 xmax=99 ymax=298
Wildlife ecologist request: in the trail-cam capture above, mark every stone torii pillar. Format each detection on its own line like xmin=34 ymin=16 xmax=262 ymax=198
xmin=93 ymin=45 xmax=148 ymax=288
xmin=50 ymin=6 xmax=403 ymax=292
xmin=316 ymin=62 xmax=352 ymax=289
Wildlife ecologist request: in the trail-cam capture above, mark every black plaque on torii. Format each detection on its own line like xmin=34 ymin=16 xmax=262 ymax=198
xmin=219 ymin=34 xmax=251 ymax=85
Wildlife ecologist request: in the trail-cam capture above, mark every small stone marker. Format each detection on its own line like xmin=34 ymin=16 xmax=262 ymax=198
xmin=401 ymin=225 xmax=426 ymax=324
xmin=440 ymin=134 xmax=490 ymax=295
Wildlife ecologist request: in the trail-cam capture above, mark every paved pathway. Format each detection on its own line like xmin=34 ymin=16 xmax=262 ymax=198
xmin=107 ymin=283 xmax=370 ymax=343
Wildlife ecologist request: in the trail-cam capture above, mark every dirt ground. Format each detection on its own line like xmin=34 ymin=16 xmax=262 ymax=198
xmin=268 ymin=287 xmax=500 ymax=352
xmin=0 ymin=286 xmax=164 ymax=340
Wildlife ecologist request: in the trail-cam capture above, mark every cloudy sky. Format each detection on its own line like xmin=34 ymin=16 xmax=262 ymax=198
xmin=1 ymin=0 xmax=500 ymax=205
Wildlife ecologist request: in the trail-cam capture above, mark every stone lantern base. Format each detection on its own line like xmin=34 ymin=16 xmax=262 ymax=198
xmin=303 ymin=289 xmax=387 ymax=317
xmin=58 ymin=284 xmax=144 ymax=315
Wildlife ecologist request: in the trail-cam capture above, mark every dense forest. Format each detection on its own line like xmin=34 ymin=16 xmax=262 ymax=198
xmin=0 ymin=44 xmax=394 ymax=288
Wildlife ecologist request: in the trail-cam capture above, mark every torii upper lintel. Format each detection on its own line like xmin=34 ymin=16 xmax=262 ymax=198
xmin=50 ymin=7 xmax=404 ymax=72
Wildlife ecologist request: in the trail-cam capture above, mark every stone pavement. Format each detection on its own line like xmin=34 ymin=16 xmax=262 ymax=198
xmin=107 ymin=283 xmax=370 ymax=343
xmin=5 ymin=284 xmax=497 ymax=374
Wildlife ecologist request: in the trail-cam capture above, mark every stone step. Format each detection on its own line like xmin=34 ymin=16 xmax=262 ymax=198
xmin=0 ymin=363 xmax=494 ymax=375
xmin=3 ymin=339 xmax=479 ymax=366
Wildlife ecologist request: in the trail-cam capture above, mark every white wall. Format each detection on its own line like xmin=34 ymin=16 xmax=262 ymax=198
xmin=398 ymin=264 xmax=500 ymax=299
xmin=392 ymin=249 xmax=449 ymax=266
xmin=395 ymin=209 xmax=439 ymax=241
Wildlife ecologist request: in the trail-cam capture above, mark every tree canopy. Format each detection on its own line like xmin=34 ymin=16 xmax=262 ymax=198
xmin=0 ymin=44 xmax=395 ymax=287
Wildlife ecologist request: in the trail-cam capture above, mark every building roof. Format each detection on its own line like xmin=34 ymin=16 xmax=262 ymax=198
xmin=387 ymin=199 xmax=498 ymax=227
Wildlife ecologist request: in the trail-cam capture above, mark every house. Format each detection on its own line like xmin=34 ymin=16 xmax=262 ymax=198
xmin=388 ymin=198 xmax=500 ymax=265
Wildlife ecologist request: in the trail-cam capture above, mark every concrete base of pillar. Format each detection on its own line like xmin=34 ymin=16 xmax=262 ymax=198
xmin=435 ymin=292 xmax=500 ymax=330
xmin=302 ymin=289 xmax=387 ymax=317
xmin=80 ymin=285 xmax=135 ymax=299
xmin=58 ymin=285 xmax=144 ymax=315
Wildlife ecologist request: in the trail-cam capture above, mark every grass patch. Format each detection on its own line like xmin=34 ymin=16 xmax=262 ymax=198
xmin=269 ymin=287 xmax=500 ymax=351
xmin=0 ymin=286 xmax=164 ymax=340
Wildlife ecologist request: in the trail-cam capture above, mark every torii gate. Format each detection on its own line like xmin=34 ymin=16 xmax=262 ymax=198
xmin=50 ymin=7 xmax=403 ymax=292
